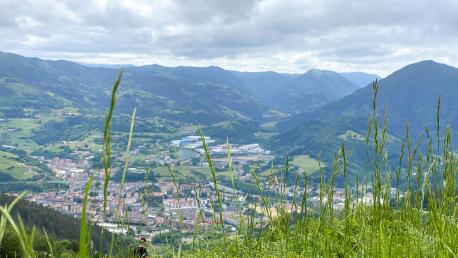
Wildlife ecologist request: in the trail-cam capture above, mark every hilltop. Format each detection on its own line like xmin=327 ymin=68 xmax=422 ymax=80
xmin=272 ymin=60 xmax=458 ymax=167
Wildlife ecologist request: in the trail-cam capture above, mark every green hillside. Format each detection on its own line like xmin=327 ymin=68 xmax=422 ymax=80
xmin=272 ymin=60 xmax=458 ymax=170
xmin=232 ymin=71 xmax=295 ymax=103
xmin=0 ymin=52 xmax=267 ymax=123
xmin=273 ymin=69 xmax=359 ymax=114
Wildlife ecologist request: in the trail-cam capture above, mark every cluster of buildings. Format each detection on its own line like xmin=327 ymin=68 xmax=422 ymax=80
xmin=25 ymin=154 xmax=243 ymax=239
xmin=171 ymin=136 xmax=270 ymax=155
xmin=209 ymin=143 xmax=270 ymax=155
xmin=17 ymin=133 xmax=383 ymax=242
xmin=24 ymin=153 xmax=379 ymax=243
xmin=171 ymin=135 xmax=214 ymax=149
xmin=19 ymin=135 xmax=277 ymax=239
xmin=170 ymin=135 xmax=274 ymax=168
xmin=47 ymin=157 xmax=85 ymax=179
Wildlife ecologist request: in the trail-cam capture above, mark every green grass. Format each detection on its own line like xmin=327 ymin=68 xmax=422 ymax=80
xmin=0 ymin=82 xmax=37 ymax=96
xmin=254 ymin=131 xmax=278 ymax=140
xmin=290 ymin=155 xmax=322 ymax=175
xmin=257 ymin=155 xmax=322 ymax=177
xmin=0 ymin=151 xmax=36 ymax=180
xmin=260 ymin=121 xmax=278 ymax=130
xmin=0 ymin=115 xmax=65 ymax=152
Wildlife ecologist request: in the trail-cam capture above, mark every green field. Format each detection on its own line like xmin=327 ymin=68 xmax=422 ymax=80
xmin=152 ymin=165 xmax=230 ymax=179
xmin=0 ymin=151 xmax=36 ymax=180
xmin=290 ymin=155 xmax=322 ymax=175
xmin=256 ymin=155 xmax=322 ymax=177
xmin=0 ymin=115 xmax=65 ymax=152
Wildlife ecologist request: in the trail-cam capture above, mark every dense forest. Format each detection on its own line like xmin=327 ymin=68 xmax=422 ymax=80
xmin=0 ymin=194 xmax=111 ymax=257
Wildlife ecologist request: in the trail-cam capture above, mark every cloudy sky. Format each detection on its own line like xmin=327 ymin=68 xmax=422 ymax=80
xmin=1 ymin=0 xmax=457 ymax=76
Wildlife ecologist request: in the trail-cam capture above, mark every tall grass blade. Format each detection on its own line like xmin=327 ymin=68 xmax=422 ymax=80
xmin=79 ymin=176 xmax=94 ymax=258
xmin=102 ymin=71 xmax=123 ymax=213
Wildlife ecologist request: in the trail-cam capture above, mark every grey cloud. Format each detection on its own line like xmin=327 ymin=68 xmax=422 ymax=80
xmin=0 ymin=0 xmax=457 ymax=75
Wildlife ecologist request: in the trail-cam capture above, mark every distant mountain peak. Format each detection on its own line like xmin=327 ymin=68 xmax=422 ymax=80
xmin=395 ymin=60 xmax=453 ymax=72
xmin=304 ymin=69 xmax=338 ymax=76
xmin=384 ymin=60 xmax=458 ymax=81
xmin=412 ymin=59 xmax=437 ymax=64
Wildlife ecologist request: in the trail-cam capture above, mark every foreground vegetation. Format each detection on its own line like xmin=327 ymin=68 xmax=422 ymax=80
xmin=0 ymin=77 xmax=457 ymax=257
xmin=0 ymin=194 xmax=108 ymax=257
xmin=176 ymin=83 xmax=457 ymax=257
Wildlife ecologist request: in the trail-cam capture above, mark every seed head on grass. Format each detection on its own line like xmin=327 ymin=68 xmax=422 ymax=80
xmin=102 ymin=71 xmax=123 ymax=213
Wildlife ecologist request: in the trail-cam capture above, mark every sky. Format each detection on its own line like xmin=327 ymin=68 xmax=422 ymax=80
xmin=1 ymin=0 xmax=458 ymax=76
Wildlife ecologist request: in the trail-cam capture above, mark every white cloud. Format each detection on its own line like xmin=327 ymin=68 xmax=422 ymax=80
xmin=1 ymin=0 xmax=457 ymax=76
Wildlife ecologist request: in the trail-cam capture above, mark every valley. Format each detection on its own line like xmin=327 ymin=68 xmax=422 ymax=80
xmin=1 ymin=51 xmax=372 ymax=185
xmin=1 ymin=52 xmax=457 ymax=251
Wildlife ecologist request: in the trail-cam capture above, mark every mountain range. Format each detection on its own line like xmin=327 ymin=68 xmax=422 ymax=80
xmin=234 ymin=69 xmax=372 ymax=114
xmin=3 ymin=51 xmax=458 ymax=178
xmin=0 ymin=52 xmax=380 ymax=123
xmin=0 ymin=52 xmax=266 ymax=124
xmin=0 ymin=52 xmax=377 ymax=148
